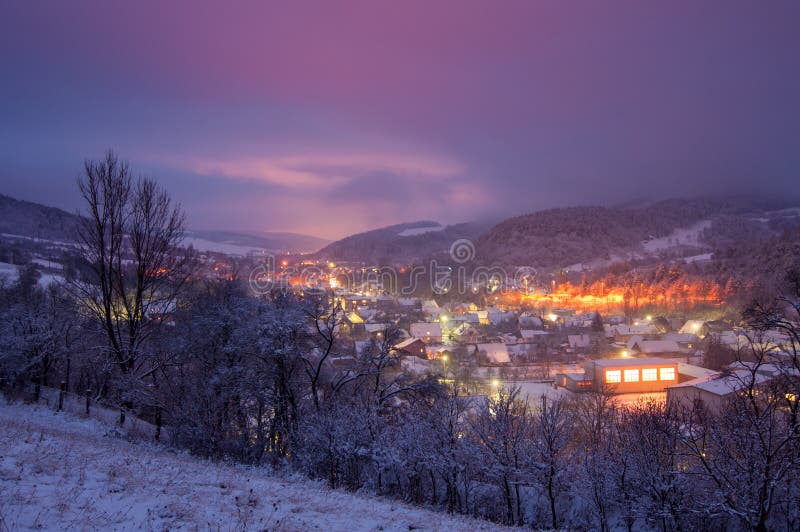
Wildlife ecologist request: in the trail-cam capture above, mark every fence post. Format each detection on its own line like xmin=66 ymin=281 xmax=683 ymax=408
xmin=85 ymin=389 xmax=92 ymax=415
xmin=155 ymin=408 xmax=162 ymax=441
xmin=119 ymin=408 xmax=125 ymax=427
xmin=57 ymin=381 xmax=66 ymax=411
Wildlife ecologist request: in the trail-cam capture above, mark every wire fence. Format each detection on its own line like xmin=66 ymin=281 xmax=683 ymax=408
xmin=29 ymin=383 xmax=170 ymax=442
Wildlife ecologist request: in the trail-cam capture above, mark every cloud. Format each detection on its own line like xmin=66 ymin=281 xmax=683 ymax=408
xmin=156 ymin=151 xmax=467 ymax=190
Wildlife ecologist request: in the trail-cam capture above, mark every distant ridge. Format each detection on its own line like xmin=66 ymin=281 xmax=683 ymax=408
xmin=0 ymin=193 xmax=329 ymax=254
xmin=316 ymin=220 xmax=494 ymax=264
xmin=0 ymin=194 xmax=82 ymax=242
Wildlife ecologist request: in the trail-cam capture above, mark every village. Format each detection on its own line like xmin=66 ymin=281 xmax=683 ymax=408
xmin=227 ymin=254 xmax=797 ymax=412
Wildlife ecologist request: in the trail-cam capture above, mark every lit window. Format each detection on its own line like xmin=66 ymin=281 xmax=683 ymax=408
xmin=624 ymin=369 xmax=639 ymax=382
xmin=605 ymin=370 xmax=621 ymax=383
xmin=659 ymin=367 xmax=675 ymax=380
xmin=642 ymin=368 xmax=658 ymax=381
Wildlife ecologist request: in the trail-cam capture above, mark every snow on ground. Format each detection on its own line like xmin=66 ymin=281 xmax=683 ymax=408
xmin=0 ymin=400 xmax=508 ymax=531
xmin=182 ymin=236 xmax=267 ymax=257
xmin=683 ymin=252 xmax=713 ymax=264
xmin=0 ymin=262 xmax=17 ymax=283
xmin=397 ymin=225 xmax=444 ymax=237
xmin=0 ymin=233 xmax=78 ymax=249
xmin=31 ymin=258 xmax=63 ymax=270
xmin=0 ymin=262 xmax=64 ymax=287
xmin=641 ymin=219 xmax=711 ymax=254
xmin=511 ymin=381 xmax=569 ymax=404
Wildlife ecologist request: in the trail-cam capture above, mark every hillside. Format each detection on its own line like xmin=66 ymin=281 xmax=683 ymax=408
xmin=316 ymin=220 xmax=494 ymax=264
xmin=0 ymin=194 xmax=82 ymax=242
xmin=0 ymin=194 xmax=328 ymax=256
xmin=185 ymin=230 xmax=329 ymax=255
xmin=0 ymin=400 xmax=506 ymax=531
xmin=476 ymin=198 xmax=800 ymax=270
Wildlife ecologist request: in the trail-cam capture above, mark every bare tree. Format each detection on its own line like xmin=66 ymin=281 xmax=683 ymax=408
xmin=72 ymin=150 xmax=190 ymax=386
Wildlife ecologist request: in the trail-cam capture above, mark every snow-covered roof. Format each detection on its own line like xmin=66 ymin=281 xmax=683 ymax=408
xmin=393 ymin=337 xmax=424 ymax=350
xmin=474 ymin=343 xmax=510 ymax=364
xmin=591 ymin=357 xmax=677 ymax=368
xmin=568 ymin=334 xmax=591 ymax=349
xmin=409 ymin=322 xmax=442 ymax=339
xmin=629 ymin=339 xmax=680 ymax=354
xmin=678 ymin=320 xmax=706 ymax=335
xmin=520 ymin=329 xmax=550 ymax=339
xmin=614 ymin=323 xmax=658 ymax=336
xmin=668 ymin=370 xmax=771 ymax=396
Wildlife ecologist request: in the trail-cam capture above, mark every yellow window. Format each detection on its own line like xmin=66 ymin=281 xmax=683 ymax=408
xmin=642 ymin=368 xmax=658 ymax=381
xmin=659 ymin=367 xmax=675 ymax=381
xmin=605 ymin=370 xmax=621 ymax=383
xmin=624 ymin=369 xmax=639 ymax=382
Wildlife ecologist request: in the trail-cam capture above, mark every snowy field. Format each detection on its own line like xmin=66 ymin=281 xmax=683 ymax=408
xmin=0 ymin=400 xmax=508 ymax=531
xmin=0 ymin=262 xmax=64 ymax=287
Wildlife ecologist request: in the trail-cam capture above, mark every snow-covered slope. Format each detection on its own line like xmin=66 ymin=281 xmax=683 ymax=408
xmin=0 ymin=401 xmax=506 ymax=531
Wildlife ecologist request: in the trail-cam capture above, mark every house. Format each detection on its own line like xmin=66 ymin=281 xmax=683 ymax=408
xmin=666 ymin=369 xmax=774 ymax=414
xmin=568 ymin=334 xmax=591 ymax=350
xmin=364 ymin=323 xmax=390 ymax=338
xmin=470 ymin=310 xmax=490 ymax=326
xmin=627 ymin=337 xmax=681 ymax=357
xmin=392 ymin=337 xmax=428 ymax=359
xmin=401 ymin=355 xmax=432 ymax=375
xmin=520 ymin=329 xmax=551 ymax=342
xmin=144 ymin=299 xmax=176 ymax=321
xmin=451 ymin=322 xmax=480 ymax=343
xmin=376 ymin=293 xmax=396 ymax=309
xmin=340 ymin=312 xmax=366 ymax=336
xmin=584 ymin=357 xmax=679 ymax=393
xmin=421 ymin=299 xmax=440 ymax=316
xmin=678 ymin=320 xmax=708 ymax=337
xmin=473 ymin=343 xmax=510 ymax=364
xmin=555 ymin=372 xmax=593 ymax=393
xmin=409 ymin=322 xmax=443 ymax=343
xmin=396 ymin=297 xmax=420 ymax=309
xmin=488 ymin=310 xmax=517 ymax=327
xmin=612 ymin=323 xmax=659 ymax=341
xmin=519 ymin=313 xmax=543 ymax=328
xmin=662 ymin=332 xmax=699 ymax=352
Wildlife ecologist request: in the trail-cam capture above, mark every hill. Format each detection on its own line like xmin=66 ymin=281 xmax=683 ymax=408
xmin=476 ymin=198 xmax=800 ymax=270
xmin=185 ymin=229 xmax=329 ymax=255
xmin=0 ymin=194 xmax=82 ymax=242
xmin=0 ymin=400 xmax=506 ymax=531
xmin=316 ymin=220 xmax=494 ymax=264
xmin=0 ymin=194 xmax=328 ymax=256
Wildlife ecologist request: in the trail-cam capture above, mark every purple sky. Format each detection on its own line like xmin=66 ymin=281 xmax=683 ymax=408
xmin=1 ymin=1 xmax=799 ymax=239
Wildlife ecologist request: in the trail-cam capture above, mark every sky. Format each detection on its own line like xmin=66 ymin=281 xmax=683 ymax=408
xmin=1 ymin=1 xmax=799 ymax=240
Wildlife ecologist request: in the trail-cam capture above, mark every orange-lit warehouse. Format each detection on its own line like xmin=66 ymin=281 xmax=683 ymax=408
xmin=584 ymin=357 xmax=679 ymax=393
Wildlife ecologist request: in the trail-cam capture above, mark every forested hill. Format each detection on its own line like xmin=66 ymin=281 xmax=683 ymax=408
xmin=476 ymin=198 xmax=800 ymax=269
xmin=315 ymin=220 xmax=494 ymax=264
xmin=0 ymin=193 xmax=82 ymax=242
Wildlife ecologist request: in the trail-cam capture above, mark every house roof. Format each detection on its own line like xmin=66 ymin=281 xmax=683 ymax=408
xmin=591 ymin=357 xmax=677 ymax=368
xmin=568 ymin=334 xmax=591 ymax=348
xmin=668 ymin=370 xmax=771 ymax=396
xmin=410 ymin=322 xmax=442 ymax=338
xmin=678 ymin=320 xmax=706 ymax=334
xmin=474 ymin=343 xmax=510 ymax=363
xmin=394 ymin=337 xmax=424 ymax=350
xmin=521 ymin=329 xmax=550 ymax=339
xmin=346 ymin=312 xmax=364 ymax=324
xmin=630 ymin=340 xmax=680 ymax=354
